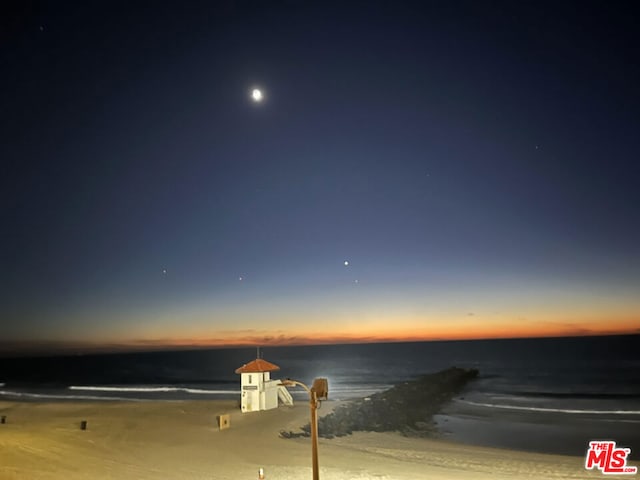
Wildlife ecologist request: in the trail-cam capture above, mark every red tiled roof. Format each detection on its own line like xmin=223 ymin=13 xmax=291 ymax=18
xmin=234 ymin=358 xmax=281 ymax=374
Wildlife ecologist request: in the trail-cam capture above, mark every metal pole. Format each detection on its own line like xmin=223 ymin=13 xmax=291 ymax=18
xmin=281 ymin=379 xmax=325 ymax=480
xmin=310 ymin=390 xmax=319 ymax=480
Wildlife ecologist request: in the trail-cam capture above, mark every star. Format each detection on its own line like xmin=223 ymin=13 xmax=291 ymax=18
xmin=251 ymin=88 xmax=263 ymax=102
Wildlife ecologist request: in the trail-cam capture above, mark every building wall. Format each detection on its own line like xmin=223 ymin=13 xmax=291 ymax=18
xmin=263 ymin=380 xmax=279 ymax=410
xmin=240 ymin=373 xmax=279 ymax=412
xmin=240 ymin=372 xmax=261 ymax=413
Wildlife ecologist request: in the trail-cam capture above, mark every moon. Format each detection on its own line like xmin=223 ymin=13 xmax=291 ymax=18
xmin=251 ymin=88 xmax=263 ymax=102
xmin=344 ymin=261 xmax=349 ymax=266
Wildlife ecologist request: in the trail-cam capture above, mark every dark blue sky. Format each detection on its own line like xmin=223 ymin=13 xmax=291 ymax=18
xmin=2 ymin=1 xmax=639 ymax=353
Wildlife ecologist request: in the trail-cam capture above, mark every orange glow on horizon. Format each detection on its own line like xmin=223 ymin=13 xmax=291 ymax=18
xmin=96 ymin=315 xmax=640 ymax=351
xmin=2 ymin=313 xmax=638 ymax=355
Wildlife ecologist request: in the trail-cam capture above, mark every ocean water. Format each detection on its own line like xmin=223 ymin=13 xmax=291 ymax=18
xmin=1 ymin=335 xmax=639 ymax=454
xmin=1 ymin=335 xmax=639 ymax=404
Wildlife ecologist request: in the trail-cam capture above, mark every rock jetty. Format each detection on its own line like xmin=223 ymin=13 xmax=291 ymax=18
xmin=281 ymin=366 xmax=478 ymax=439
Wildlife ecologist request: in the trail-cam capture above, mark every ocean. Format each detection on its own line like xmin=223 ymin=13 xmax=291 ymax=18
xmin=1 ymin=335 xmax=639 ymax=455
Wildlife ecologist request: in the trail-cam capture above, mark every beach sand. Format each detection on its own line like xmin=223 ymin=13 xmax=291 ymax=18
xmin=0 ymin=400 xmax=622 ymax=479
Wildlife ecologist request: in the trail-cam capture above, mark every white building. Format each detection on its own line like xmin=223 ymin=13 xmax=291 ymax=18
xmin=235 ymin=358 xmax=293 ymax=413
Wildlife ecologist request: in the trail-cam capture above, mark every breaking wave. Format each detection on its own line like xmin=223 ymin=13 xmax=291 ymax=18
xmin=460 ymin=399 xmax=640 ymax=415
xmin=69 ymin=386 xmax=239 ymax=394
xmin=0 ymin=390 xmax=144 ymax=401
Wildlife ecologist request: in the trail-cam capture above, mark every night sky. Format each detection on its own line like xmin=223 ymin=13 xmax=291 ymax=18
xmin=2 ymin=1 xmax=639 ymax=354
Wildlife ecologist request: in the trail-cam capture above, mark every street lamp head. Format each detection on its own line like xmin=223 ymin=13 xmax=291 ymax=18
xmin=280 ymin=377 xmax=328 ymax=400
xmin=311 ymin=378 xmax=329 ymax=400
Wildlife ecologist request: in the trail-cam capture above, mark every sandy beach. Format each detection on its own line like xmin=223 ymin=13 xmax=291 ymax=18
xmin=0 ymin=399 xmax=622 ymax=480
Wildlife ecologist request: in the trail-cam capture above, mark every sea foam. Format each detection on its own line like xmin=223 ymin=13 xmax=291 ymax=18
xmin=460 ymin=399 xmax=640 ymax=415
xmin=0 ymin=390 xmax=144 ymax=401
xmin=69 ymin=385 xmax=239 ymax=395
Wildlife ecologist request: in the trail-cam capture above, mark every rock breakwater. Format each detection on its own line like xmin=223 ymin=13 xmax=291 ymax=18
xmin=281 ymin=366 xmax=478 ymax=439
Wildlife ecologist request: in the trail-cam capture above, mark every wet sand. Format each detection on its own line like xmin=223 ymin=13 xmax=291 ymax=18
xmin=0 ymin=400 xmax=627 ymax=479
xmin=436 ymin=398 xmax=640 ymax=456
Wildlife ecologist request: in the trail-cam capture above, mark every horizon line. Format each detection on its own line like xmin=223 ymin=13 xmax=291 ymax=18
xmin=1 ymin=330 xmax=638 ymax=358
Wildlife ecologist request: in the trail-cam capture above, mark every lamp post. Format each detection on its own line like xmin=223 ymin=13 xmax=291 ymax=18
xmin=280 ymin=378 xmax=328 ymax=480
